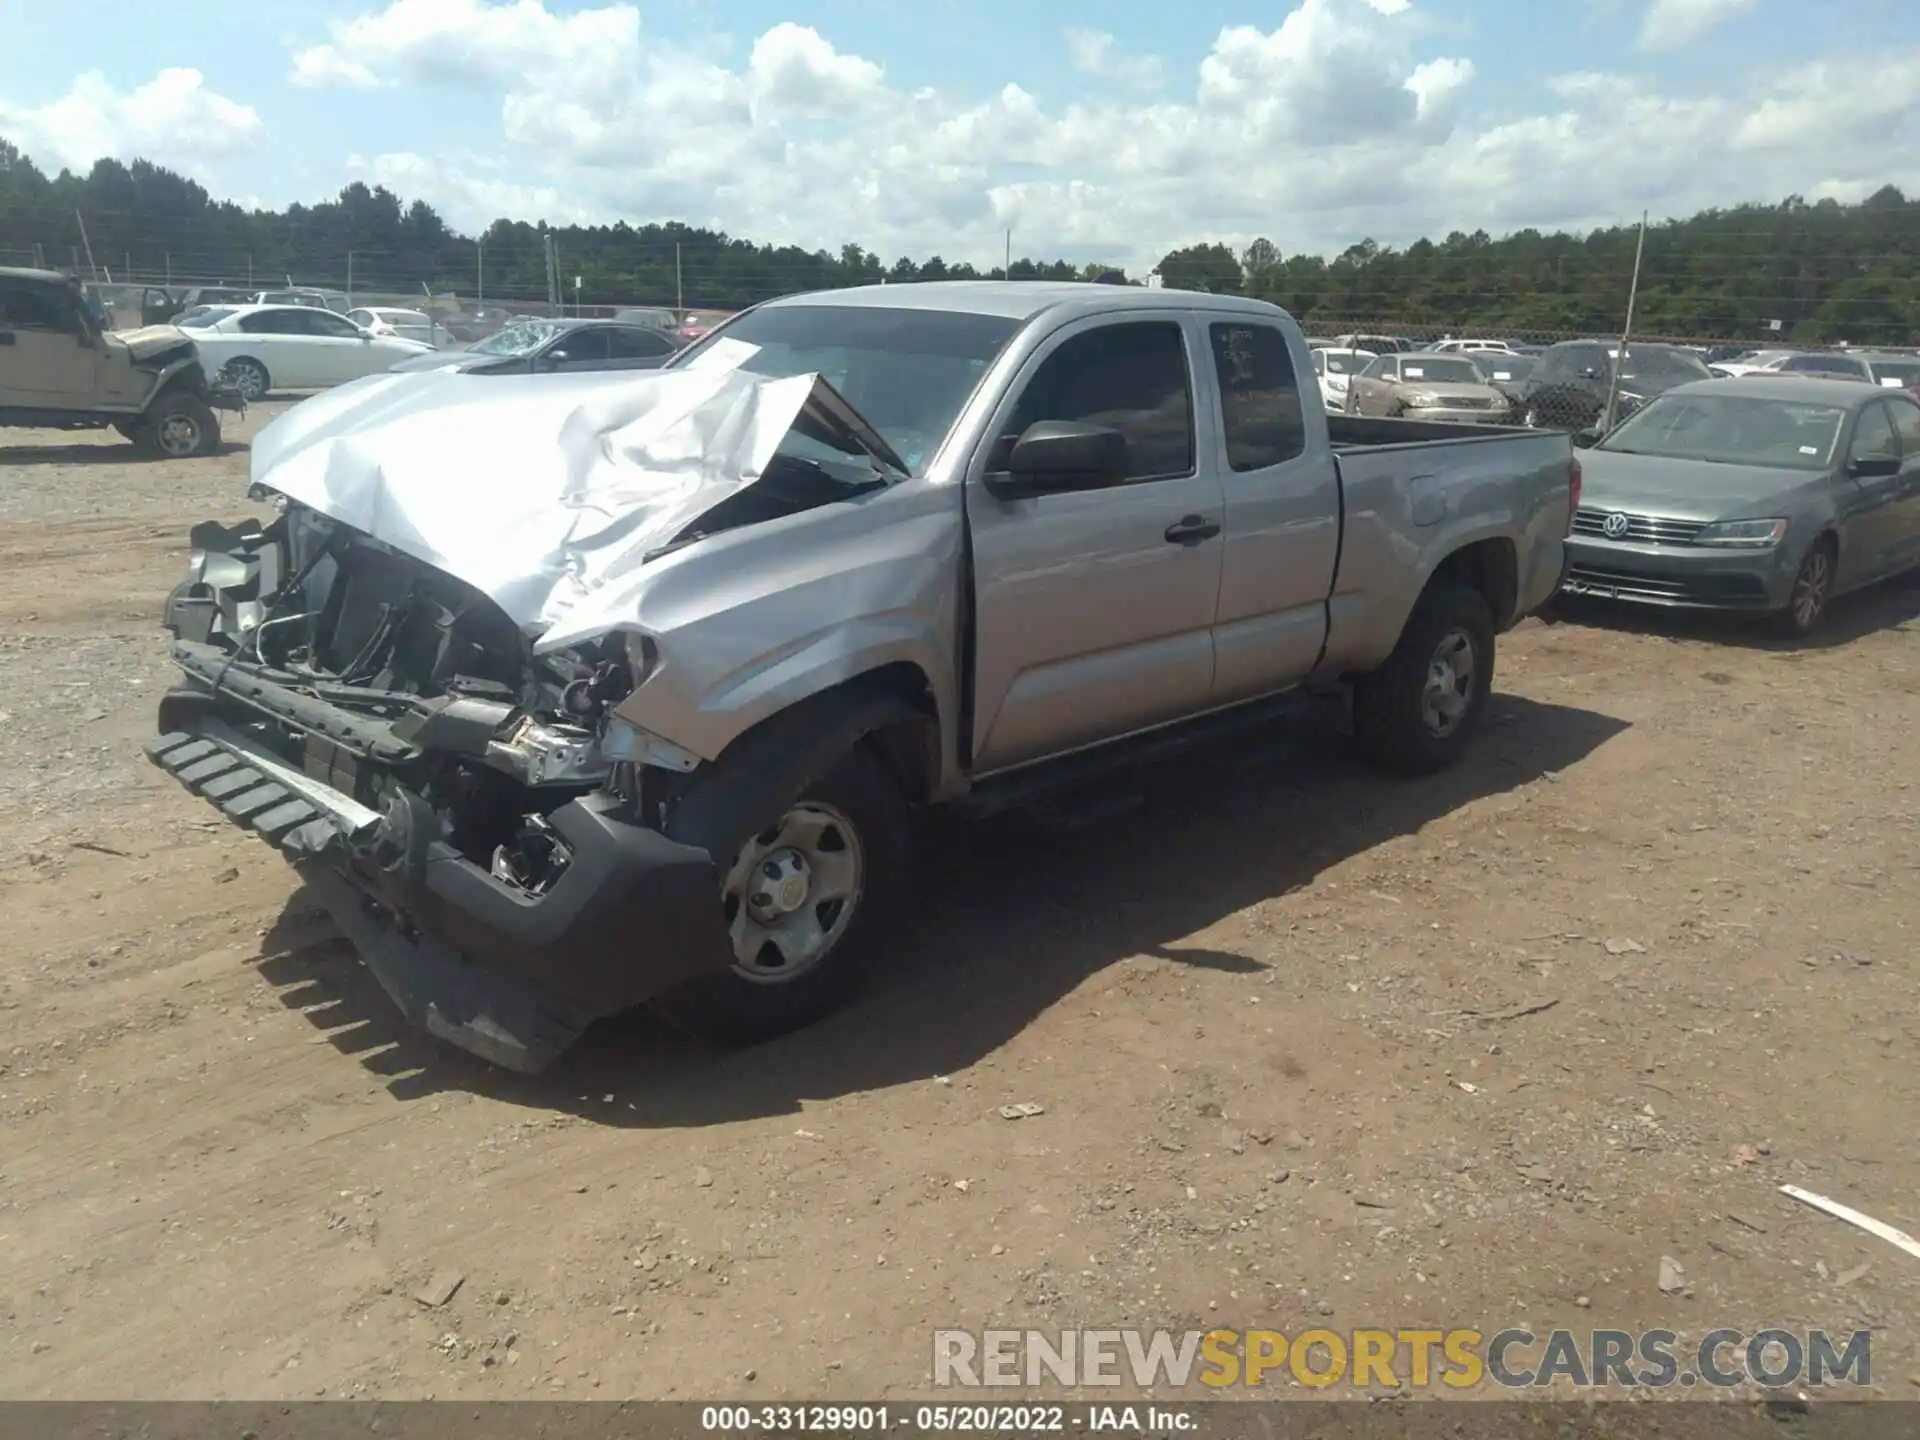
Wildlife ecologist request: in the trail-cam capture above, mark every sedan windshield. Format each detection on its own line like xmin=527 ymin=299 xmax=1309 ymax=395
xmin=673 ymin=305 xmax=1022 ymax=474
xmin=1867 ymin=357 xmax=1920 ymax=388
xmin=1322 ymin=350 xmax=1372 ymax=375
xmin=178 ymin=307 xmax=237 ymax=328
xmin=1474 ymin=355 xmax=1537 ymax=384
xmin=1617 ymin=346 xmax=1713 ymax=382
xmin=1396 ymin=358 xmax=1484 ymax=385
xmin=1598 ymin=393 xmax=1847 ymax=471
xmin=470 ymin=320 xmax=564 ymax=356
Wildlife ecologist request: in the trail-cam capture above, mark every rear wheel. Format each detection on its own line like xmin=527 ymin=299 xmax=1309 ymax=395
xmin=657 ymin=744 xmax=912 ymax=1043
xmin=1353 ymin=582 xmax=1495 ymax=776
xmin=223 ymin=358 xmax=270 ymax=401
xmin=134 ymin=394 xmax=221 ymax=458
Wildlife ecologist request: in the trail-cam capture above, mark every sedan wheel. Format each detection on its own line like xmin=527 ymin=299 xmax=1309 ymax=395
xmin=223 ymin=359 xmax=269 ymax=401
xmin=1776 ymin=541 xmax=1835 ymax=638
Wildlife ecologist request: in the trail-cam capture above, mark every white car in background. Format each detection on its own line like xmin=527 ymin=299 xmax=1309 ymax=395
xmin=1311 ymin=346 xmax=1375 ymax=411
xmin=1427 ymin=338 xmax=1516 ymax=355
xmin=348 ymin=306 xmax=440 ymax=346
xmin=176 ymin=303 xmax=434 ymax=399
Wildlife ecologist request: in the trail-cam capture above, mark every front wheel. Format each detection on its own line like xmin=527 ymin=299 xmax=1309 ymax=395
xmin=1352 ymin=583 xmax=1496 ymax=776
xmin=1772 ymin=538 xmax=1835 ymax=639
xmin=656 ymin=744 xmax=912 ymax=1043
xmin=134 ymin=394 xmax=221 ymax=458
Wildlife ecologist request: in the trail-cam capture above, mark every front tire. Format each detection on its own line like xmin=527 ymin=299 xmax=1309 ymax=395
xmin=135 ymin=394 xmax=221 ymax=457
xmin=1773 ymin=537 xmax=1836 ymax=639
xmin=656 ymin=744 xmax=912 ymax=1044
xmin=1353 ymin=582 xmax=1496 ymax=776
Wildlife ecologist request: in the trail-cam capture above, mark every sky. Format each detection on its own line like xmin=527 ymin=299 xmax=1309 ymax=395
xmin=0 ymin=0 xmax=1916 ymax=272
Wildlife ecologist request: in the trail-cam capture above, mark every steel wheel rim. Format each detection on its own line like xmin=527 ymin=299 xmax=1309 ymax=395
xmin=156 ymin=413 xmax=200 ymax=456
xmin=229 ymin=364 xmax=265 ymax=399
xmin=721 ymin=802 xmax=865 ymax=985
xmin=1419 ymin=628 xmax=1476 ymax=737
xmin=1792 ymin=549 xmax=1830 ymax=629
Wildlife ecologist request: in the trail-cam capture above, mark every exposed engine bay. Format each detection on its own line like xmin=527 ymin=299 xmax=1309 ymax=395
xmin=164 ymin=500 xmax=652 ymax=901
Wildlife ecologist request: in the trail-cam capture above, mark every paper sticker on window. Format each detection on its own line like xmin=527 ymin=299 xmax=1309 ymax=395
xmin=1798 ymin=445 xmax=1819 ymax=454
xmin=1404 ymin=366 xmax=1426 ymax=378
xmin=1881 ymin=378 xmax=1903 ymax=388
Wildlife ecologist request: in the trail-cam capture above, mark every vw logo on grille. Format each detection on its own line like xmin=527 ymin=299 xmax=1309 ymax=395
xmin=1601 ymin=512 xmax=1631 ymax=539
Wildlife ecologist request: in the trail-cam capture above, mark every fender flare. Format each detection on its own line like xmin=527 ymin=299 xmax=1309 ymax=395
xmin=665 ymin=676 xmax=927 ymax=864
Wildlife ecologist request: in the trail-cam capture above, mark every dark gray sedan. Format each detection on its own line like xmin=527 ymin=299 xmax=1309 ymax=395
xmin=388 ymin=317 xmax=681 ymax=376
xmin=1562 ymin=376 xmax=1920 ymax=635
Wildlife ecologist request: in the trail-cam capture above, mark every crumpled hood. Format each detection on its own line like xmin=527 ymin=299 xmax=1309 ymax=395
xmin=249 ymin=364 xmax=842 ymax=653
xmin=117 ymin=324 xmax=196 ymax=361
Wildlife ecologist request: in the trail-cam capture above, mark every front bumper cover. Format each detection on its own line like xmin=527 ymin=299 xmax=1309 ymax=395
xmin=145 ymin=695 xmax=733 ymax=1073
xmin=1559 ymin=537 xmax=1787 ymax=612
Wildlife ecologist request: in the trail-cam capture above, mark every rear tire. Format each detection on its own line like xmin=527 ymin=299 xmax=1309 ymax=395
xmin=1353 ymin=582 xmax=1496 ymax=776
xmin=134 ymin=394 xmax=221 ymax=458
xmin=223 ymin=358 xmax=270 ymax=401
xmin=656 ymin=743 xmax=912 ymax=1044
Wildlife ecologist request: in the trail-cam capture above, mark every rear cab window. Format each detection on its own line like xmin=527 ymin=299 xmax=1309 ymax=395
xmin=1207 ymin=322 xmax=1305 ymax=471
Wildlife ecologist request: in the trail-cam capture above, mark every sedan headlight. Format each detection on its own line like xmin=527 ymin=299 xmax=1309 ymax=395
xmin=1693 ymin=518 xmax=1787 ymax=548
xmin=1401 ymin=390 xmax=1440 ymax=408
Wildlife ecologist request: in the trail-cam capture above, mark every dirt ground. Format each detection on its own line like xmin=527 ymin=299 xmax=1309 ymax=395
xmin=1 ymin=406 xmax=1917 ymax=1403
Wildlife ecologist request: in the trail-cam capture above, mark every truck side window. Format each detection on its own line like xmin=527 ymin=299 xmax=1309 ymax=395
xmin=0 ymin=282 xmax=67 ymax=332
xmin=1010 ymin=321 xmax=1194 ymax=482
xmin=1208 ymin=322 xmax=1305 ymax=471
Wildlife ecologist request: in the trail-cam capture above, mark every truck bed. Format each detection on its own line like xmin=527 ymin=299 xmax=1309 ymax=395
xmin=1326 ymin=413 xmax=1535 ymax=450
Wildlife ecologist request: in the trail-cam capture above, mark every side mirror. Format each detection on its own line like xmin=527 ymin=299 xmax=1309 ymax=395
xmin=985 ymin=421 xmax=1130 ymax=499
xmin=1848 ymin=455 xmax=1900 ymax=479
xmin=1572 ymin=428 xmax=1601 ymax=449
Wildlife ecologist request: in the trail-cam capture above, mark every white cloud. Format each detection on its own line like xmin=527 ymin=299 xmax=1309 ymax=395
xmin=0 ymin=68 xmax=263 ymax=175
xmin=290 ymin=0 xmax=640 ymax=90
xmin=11 ymin=0 xmax=1916 ymax=280
xmin=255 ymin=0 xmax=1920 ymax=270
xmin=1637 ymin=0 xmax=1759 ymax=52
xmin=1063 ymin=29 xmax=1165 ymax=90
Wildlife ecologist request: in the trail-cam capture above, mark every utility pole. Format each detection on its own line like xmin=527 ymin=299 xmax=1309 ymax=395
xmin=675 ymin=242 xmax=683 ymax=315
xmin=247 ymin=253 xmax=253 ymax=286
xmin=1004 ymin=228 xmax=1011 ymax=279
xmin=1600 ymin=210 xmax=1649 ymax=435
xmin=74 ymin=208 xmax=98 ymax=279
xmin=476 ymin=239 xmax=484 ymax=307
xmin=346 ymin=250 xmax=355 ymax=305
xmin=165 ymin=253 xmax=172 ymax=288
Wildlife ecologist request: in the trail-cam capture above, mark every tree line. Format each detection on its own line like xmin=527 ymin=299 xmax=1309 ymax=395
xmin=1 ymin=138 xmax=1914 ymax=343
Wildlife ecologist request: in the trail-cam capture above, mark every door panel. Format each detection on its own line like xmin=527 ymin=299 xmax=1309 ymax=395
xmin=302 ymin=310 xmax=378 ymax=382
xmin=966 ymin=316 xmax=1225 ymax=774
xmin=1886 ymin=397 xmax=1920 ymax=568
xmin=1203 ymin=320 xmax=1337 ymax=703
xmin=1840 ymin=402 xmax=1903 ymax=581
xmin=0 ymin=281 xmax=95 ymax=402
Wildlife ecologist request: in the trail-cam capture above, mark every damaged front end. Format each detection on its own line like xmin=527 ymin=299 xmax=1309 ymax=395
xmin=149 ymin=504 xmax=733 ymax=1072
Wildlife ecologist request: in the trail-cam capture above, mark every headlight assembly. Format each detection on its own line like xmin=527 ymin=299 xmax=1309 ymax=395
xmin=1693 ymin=518 xmax=1787 ymax=548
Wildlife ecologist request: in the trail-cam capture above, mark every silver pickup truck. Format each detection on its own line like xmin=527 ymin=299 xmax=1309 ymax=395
xmin=146 ymin=282 xmax=1576 ymax=1071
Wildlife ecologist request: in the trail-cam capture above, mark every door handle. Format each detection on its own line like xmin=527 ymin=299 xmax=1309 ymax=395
xmin=1164 ymin=515 xmax=1221 ymax=545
